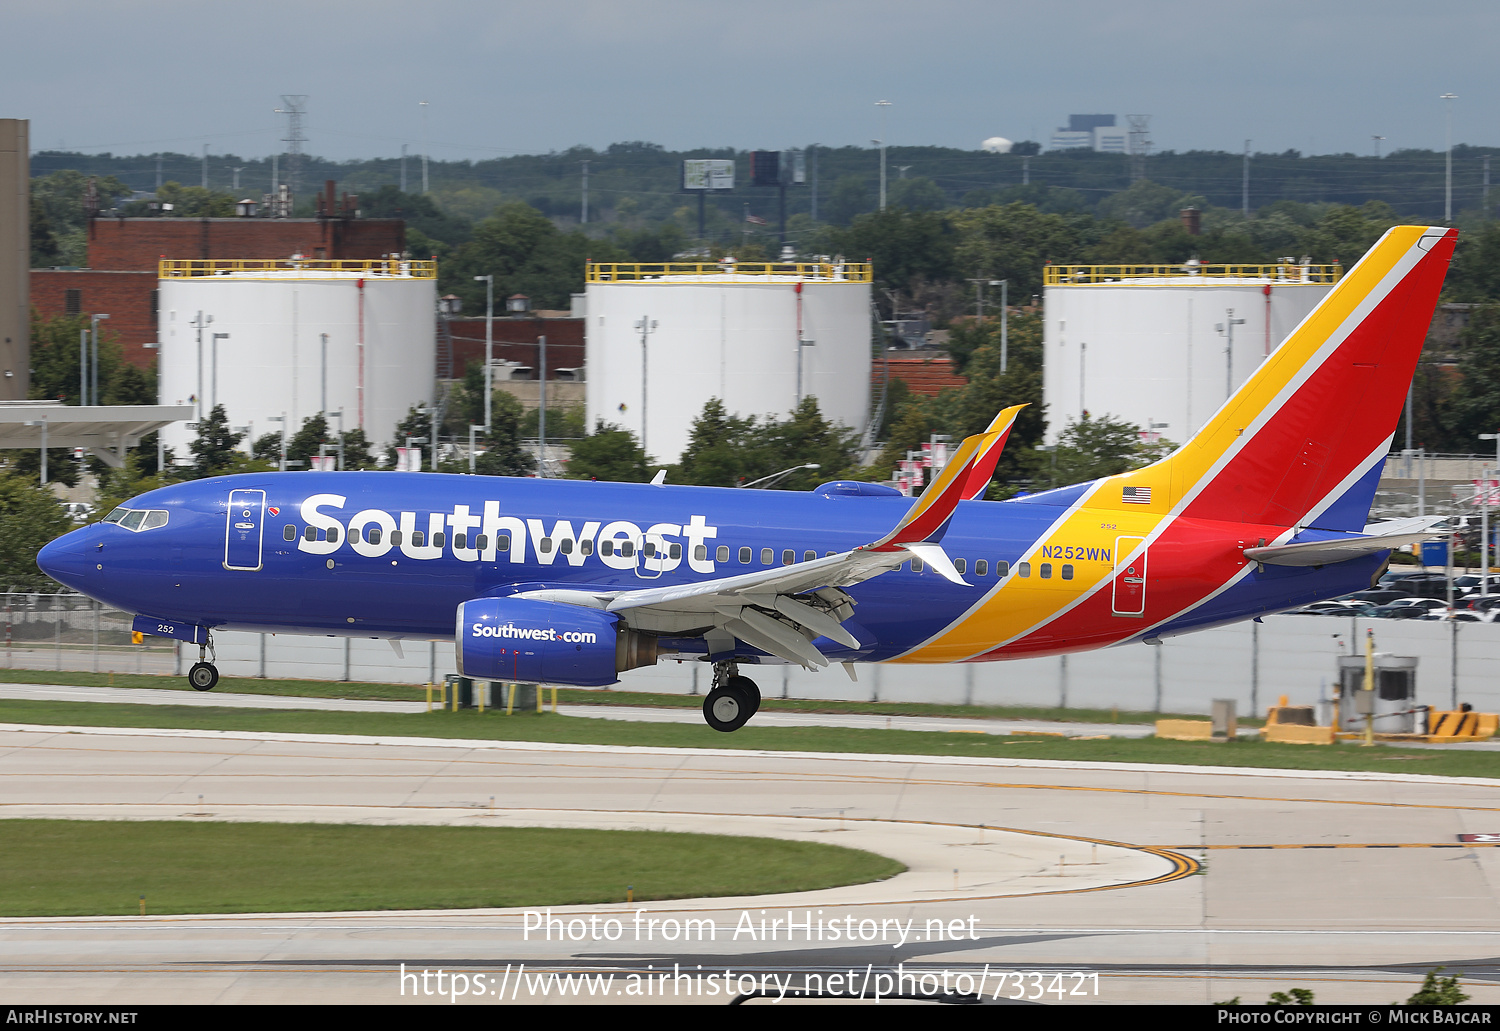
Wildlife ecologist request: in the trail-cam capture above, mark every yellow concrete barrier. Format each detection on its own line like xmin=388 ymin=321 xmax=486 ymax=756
xmin=1155 ymin=719 xmax=1213 ymax=741
xmin=1264 ymin=723 xmax=1335 ymax=746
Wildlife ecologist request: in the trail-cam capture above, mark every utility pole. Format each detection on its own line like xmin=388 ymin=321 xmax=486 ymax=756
xmin=201 ymin=145 xmax=209 ymax=189
xmin=999 ymin=279 xmax=1009 ymax=373
xmin=537 ymin=334 xmax=548 ymax=477
xmin=319 ymin=332 xmax=328 ymax=415
xmin=1217 ymin=310 xmax=1247 ymax=400
xmin=581 ymin=160 xmax=589 ymax=225
xmin=190 ymin=312 xmax=210 ymax=423
xmin=635 ymin=316 xmax=657 ymax=454
xmin=400 ymin=144 xmax=408 ymax=193
xmin=875 ymin=100 xmax=891 ymax=210
xmin=212 ymin=332 xmax=229 ymax=411
xmin=1442 ymin=93 xmax=1458 ymax=223
xmin=276 ymin=95 xmax=308 ymax=200
xmin=1242 ymin=140 xmax=1251 ymax=217
xmin=232 ymin=166 xmax=243 ymax=192
xmin=90 ymin=313 xmax=110 ymax=410
xmin=810 ymin=145 xmax=818 ymax=223
xmin=1486 ymin=155 xmax=1492 ymax=219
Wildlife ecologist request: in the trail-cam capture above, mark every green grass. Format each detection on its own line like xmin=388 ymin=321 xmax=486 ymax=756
xmin=1 ymin=698 xmax=1494 ymax=779
xmin=0 ymin=668 xmax=1211 ymax=725
xmin=0 ymin=820 xmax=904 ymax=917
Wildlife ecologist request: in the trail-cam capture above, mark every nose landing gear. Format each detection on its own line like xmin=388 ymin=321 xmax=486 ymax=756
xmin=187 ymin=638 xmax=219 ymax=692
xmin=702 ymin=661 xmax=761 ymax=733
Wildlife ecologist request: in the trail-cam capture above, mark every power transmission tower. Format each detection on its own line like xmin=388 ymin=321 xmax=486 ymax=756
xmin=1126 ymin=114 xmax=1151 ymax=183
xmin=276 ymin=95 xmax=309 ymax=200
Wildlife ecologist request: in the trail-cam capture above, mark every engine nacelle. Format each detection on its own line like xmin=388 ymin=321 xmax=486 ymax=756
xmin=455 ymin=597 xmax=628 ymax=687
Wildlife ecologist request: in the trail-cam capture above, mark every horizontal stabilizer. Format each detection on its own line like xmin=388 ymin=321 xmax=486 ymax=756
xmin=1244 ymin=531 xmax=1442 ymax=568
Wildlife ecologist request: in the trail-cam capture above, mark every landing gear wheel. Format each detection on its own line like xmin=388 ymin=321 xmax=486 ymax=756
xmin=727 ymin=675 xmax=761 ymax=716
xmin=703 ymin=683 xmax=753 ymax=733
xmin=188 ymin=662 xmax=219 ymax=692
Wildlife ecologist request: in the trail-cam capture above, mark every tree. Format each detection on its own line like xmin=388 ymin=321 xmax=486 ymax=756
xmin=339 ymin=428 xmax=378 ymax=470
xmin=189 ymin=405 xmax=244 ymax=477
xmin=286 ymin=414 xmax=331 ymax=470
xmin=384 ymin=406 xmax=433 ymax=469
xmin=442 ymin=391 xmax=533 ymax=477
xmin=951 ymin=203 xmax=1101 ymax=301
xmin=675 ymin=398 xmax=759 ymax=486
xmin=0 ymin=474 xmax=72 ymax=590
xmin=888 ymin=177 xmax=948 ymax=212
xmin=828 ymin=208 xmax=957 ymax=296
xmin=447 ymin=201 xmax=619 ymax=311
xmin=565 ymin=421 xmax=650 ymax=482
xmin=753 ymin=397 xmax=859 ymax=489
xmin=1404 ymin=968 xmax=1469 ymax=1005
xmin=825 ymin=175 xmax=873 ymax=226
xmin=1043 ymin=414 xmax=1166 ymax=489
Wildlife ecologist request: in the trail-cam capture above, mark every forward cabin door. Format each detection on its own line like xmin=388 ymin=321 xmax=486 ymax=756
xmin=1111 ymin=536 xmax=1147 ymax=616
xmin=224 ymin=489 xmax=267 ymax=571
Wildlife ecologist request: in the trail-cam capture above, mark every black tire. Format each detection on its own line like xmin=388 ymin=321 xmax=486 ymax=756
xmin=703 ymin=684 xmax=752 ymax=733
xmin=728 ymin=675 xmax=761 ymax=716
xmin=188 ymin=662 xmax=219 ymax=692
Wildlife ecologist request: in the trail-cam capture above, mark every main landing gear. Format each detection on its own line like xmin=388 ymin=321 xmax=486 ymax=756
xmin=187 ymin=639 xmax=218 ymax=692
xmin=702 ymin=661 xmax=761 ymax=733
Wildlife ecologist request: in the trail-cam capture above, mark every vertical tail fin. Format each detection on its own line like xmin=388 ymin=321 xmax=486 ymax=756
xmin=1100 ymin=225 xmax=1457 ymax=530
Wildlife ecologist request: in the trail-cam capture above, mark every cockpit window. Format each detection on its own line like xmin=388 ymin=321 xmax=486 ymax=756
xmin=106 ymin=508 xmax=169 ymax=532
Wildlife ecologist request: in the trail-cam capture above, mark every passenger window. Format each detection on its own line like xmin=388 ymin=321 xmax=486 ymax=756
xmin=997 ymin=560 xmax=1010 ymax=577
xmin=327 ymin=526 xmax=340 ymax=544
xmin=825 ymin=550 xmax=836 ymax=557
xmin=761 ymin=548 xmax=773 ymax=564
xmin=1018 ymin=562 xmax=1030 ymax=577
xmin=782 ymin=549 xmax=794 ymax=565
xmin=620 ymin=541 xmax=635 ymax=557
xmin=367 ymin=528 xmax=383 ymax=545
xmin=350 ymin=528 xmax=363 ymax=544
xmin=1062 ymin=564 xmax=1074 ymax=580
xmin=955 ymin=558 xmax=967 ymax=574
xmin=283 ymin=525 xmax=296 ymax=542
xmin=717 ymin=545 xmax=729 ymax=562
xmin=390 ymin=531 xmax=403 ymax=546
xmin=475 ymin=534 xmax=489 ymax=551
xmin=694 ymin=545 xmax=707 ymax=562
xmin=497 ymin=534 xmax=510 ymax=551
xmin=411 ymin=531 xmax=425 ymax=547
xmin=601 ymin=540 xmax=615 ymax=557
xmin=975 ymin=559 xmax=988 ymax=576
xmin=804 ymin=550 xmax=816 ymax=562
xmin=912 ymin=557 xmax=925 ymax=573
xmin=303 ymin=526 xmax=317 ymax=542
xmin=431 ymin=531 xmax=443 ymax=548
xmin=1040 ymin=562 xmax=1052 ymax=579
xmin=455 ymin=533 xmax=467 ymax=549
xmin=539 ymin=538 xmax=553 ymax=554
xmin=580 ymin=539 xmax=593 ymax=555
xmin=560 ymin=539 xmax=573 ymax=555
xmin=669 ymin=543 xmax=682 ymax=560
xmin=739 ymin=546 xmax=751 ymax=563
xmin=643 ymin=542 xmax=656 ymax=558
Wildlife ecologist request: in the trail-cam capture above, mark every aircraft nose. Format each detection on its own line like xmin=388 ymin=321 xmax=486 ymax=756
xmin=37 ymin=529 xmax=96 ymax=591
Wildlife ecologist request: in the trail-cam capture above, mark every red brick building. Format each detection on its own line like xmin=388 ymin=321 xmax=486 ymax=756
xmin=31 ymin=189 xmax=407 ymax=369
xmin=445 ymin=317 xmax=584 ymax=380
xmin=879 ymin=355 xmax=968 ymax=396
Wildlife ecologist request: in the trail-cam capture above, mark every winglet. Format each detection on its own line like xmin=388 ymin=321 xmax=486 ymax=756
xmin=960 ymin=404 xmax=1026 ymax=501
xmin=864 ymin=407 xmax=1022 ymax=553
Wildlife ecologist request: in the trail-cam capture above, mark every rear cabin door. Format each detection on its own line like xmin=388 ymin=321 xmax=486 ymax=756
xmin=1111 ymin=536 xmax=1147 ymax=616
xmin=224 ymin=489 xmax=267 ymax=571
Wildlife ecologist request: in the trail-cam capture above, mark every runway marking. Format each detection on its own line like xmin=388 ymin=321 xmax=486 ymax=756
xmin=1188 ymin=842 xmax=1500 ymax=850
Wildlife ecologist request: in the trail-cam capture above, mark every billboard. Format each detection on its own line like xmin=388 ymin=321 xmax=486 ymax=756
xmin=682 ymin=159 xmax=735 ymax=191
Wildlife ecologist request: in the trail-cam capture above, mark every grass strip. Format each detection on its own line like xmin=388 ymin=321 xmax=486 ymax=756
xmin=0 ymin=819 xmax=903 ymax=917
xmin=0 ymin=668 xmax=1212 ymax=725
xmin=1 ymin=699 xmax=1493 ymax=779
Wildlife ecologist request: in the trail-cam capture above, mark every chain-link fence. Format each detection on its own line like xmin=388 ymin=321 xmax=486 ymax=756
xmin=0 ymin=592 xmax=177 ymax=676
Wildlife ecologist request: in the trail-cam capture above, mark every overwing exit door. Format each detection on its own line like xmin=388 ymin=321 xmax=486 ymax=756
xmin=224 ymin=489 xmax=267 ymax=571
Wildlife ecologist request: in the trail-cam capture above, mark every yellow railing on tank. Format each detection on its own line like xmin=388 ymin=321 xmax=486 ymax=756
xmin=586 ymin=261 xmax=873 ymax=283
xmin=158 ymin=258 xmax=438 ymax=280
xmin=1043 ymin=262 xmax=1342 ymax=286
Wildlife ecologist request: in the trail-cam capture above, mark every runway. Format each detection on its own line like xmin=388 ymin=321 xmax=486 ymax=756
xmin=1 ymin=722 xmax=1498 ymax=1005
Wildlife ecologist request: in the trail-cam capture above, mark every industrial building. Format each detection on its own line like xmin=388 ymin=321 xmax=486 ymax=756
xmin=1041 ymin=261 xmax=1340 ymax=445
xmin=584 ymin=260 xmax=873 ymax=464
xmin=155 ymin=259 xmax=436 ymax=455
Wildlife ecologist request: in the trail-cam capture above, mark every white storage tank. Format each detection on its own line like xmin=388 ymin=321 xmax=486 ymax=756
xmin=1042 ymin=262 xmax=1339 ymax=444
xmin=584 ymin=261 xmax=872 ymax=463
xmin=156 ymin=260 xmax=437 ymax=457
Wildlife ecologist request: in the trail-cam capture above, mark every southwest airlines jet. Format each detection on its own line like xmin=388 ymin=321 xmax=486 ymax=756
xmin=38 ymin=226 xmax=1456 ymax=732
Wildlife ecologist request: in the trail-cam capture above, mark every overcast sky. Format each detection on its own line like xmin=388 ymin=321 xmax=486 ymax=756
xmin=4 ymin=0 xmax=1496 ymax=162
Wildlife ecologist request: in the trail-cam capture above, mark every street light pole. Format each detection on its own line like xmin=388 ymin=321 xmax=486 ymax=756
xmin=1442 ymin=93 xmax=1458 ymax=223
xmin=475 ymin=276 xmax=494 ymax=433
xmin=90 ymin=313 xmax=110 ymax=408
xmin=635 ymin=316 xmax=657 ymax=455
xmin=211 ymin=332 xmax=229 ymax=412
xmin=875 ymin=100 xmax=892 ymax=210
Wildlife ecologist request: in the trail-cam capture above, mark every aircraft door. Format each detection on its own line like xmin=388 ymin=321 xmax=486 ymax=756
xmin=633 ymin=531 xmax=664 ymax=580
xmin=224 ymin=489 xmax=267 ymax=571
xmin=1111 ymin=536 xmax=1146 ymax=616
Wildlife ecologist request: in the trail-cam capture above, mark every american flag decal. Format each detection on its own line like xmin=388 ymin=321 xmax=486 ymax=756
xmin=1122 ymin=486 xmax=1151 ymax=504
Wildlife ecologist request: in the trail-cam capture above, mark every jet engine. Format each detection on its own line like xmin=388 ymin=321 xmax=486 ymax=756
xmin=454 ymin=597 xmax=655 ymax=687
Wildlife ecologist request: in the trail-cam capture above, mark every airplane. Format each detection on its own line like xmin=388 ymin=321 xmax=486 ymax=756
xmin=37 ymin=225 xmax=1456 ymax=733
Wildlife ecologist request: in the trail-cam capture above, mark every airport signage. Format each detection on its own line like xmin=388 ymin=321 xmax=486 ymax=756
xmin=682 ymin=159 xmax=735 ymax=191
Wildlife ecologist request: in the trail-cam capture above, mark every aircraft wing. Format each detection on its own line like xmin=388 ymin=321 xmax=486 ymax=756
xmin=510 ymin=415 xmax=1015 ymax=668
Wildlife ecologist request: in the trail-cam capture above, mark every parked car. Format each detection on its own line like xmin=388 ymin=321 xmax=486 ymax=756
xmin=1344 ymin=588 xmax=1417 ymax=605
xmin=62 ymin=502 xmax=95 ymax=524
